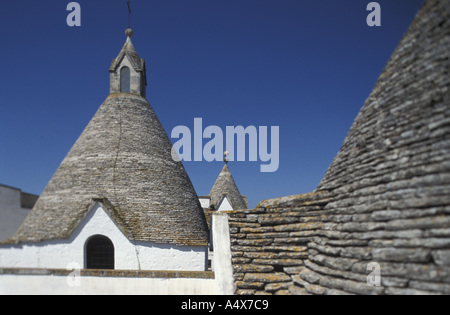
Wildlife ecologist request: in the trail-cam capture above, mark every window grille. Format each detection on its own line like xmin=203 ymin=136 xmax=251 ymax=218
xmin=86 ymin=235 xmax=115 ymax=270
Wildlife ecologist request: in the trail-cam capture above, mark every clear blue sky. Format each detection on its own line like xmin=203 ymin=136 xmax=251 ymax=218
xmin=0 ymin=0 xmax=424 ymax=208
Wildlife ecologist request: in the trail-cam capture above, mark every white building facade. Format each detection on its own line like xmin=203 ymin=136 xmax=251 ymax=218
xmin=0 ymin=201 xmax=207 ymax=271
xmin=0 ymin=185 xmax=36 ymax=242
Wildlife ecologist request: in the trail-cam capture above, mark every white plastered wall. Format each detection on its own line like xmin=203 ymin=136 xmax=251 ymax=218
xmin=0 ymin=274 xmax=216 ymax=295
xmin=217 ymin=196 xmax=233 ymax=212
xmin=0 ymin=203 xmax=207 ymax=271
xmin=199 ymin=197 xmax=211 ymax=209
xmin=0 ymin=186 xmax=31 ymax=242
xmin=211 ymin=213 xmax=235 ymax=295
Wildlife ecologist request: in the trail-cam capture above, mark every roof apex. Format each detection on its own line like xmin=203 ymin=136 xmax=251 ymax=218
xmin=109 ymin=30 xmax=144 ymax=72
xmin=209 ymin=163 xmax=247 ymax=210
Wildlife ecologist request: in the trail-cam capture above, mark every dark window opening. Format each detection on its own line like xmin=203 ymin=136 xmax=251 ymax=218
xmin=120 ymin=66 xmax=131 ymax=93
xmin=86 ymin=235 xmax=115 ymax=270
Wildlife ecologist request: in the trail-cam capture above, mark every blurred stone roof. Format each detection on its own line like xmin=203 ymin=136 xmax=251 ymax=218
xmin=229 ymin=0 xmax=450 ymax=295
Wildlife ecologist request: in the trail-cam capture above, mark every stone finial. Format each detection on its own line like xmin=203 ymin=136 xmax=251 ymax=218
xmin=224 ymin=151 xmax=230 ymax=164
xmin=125 ymin=28 xmax=134 ymax=38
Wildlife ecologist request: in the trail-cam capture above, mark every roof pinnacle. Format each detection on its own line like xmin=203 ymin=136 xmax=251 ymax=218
xmin=224 ymin=151 xmax=230 ymax=165
xmin=125 ymin=28 xmax=134 ymax=38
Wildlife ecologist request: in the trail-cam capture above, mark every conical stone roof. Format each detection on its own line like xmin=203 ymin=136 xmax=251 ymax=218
xmin=209 ymin=164 xmax=247 ymax=210
xmin=229 ymin=0 xmax=450 ymax=295
xmin=9 ymin=34 xmax=209 ymax=246
xmin=317 ymin=0 xmax=450 ymax=193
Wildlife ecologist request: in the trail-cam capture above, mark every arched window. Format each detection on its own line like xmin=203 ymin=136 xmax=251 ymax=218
xmin=85 ymin=235 xmax=115 ymax=270
xmin=120 ymin=66 xmax=131 ymax=93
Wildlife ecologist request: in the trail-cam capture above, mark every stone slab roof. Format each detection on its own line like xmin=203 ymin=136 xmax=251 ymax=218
xmin=8 ymin=93 xmax=209 ymax=246
xmin=209 ymin=164 xmax=247 ymax=210
xmin=228 ymin=0 xmax=450 ymax=295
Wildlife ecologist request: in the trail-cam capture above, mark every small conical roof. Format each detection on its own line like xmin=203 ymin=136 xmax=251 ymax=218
xmin=209 ymin=164 xmax=247 ymax=210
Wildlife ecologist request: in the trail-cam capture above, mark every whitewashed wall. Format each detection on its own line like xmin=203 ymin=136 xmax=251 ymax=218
xmin=0 ymin=185 xmax=32 ymax=242
xmin=0 ymin=203 xmax=208 ymax=271
xmin=0 ymin=273 xmax=216 ymax=295
xmin=217 ymin=197 xmax=233 ymax=211
xmin=199 ymin=197 xmax=211 ymax=209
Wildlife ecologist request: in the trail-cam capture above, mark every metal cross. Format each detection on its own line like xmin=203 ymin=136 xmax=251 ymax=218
xmin=127 ymin=0 xmax=132 ymax=29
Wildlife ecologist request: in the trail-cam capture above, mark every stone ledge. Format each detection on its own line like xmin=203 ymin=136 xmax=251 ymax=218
xmin=0 ymin=268 xmax=215 ymax=279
